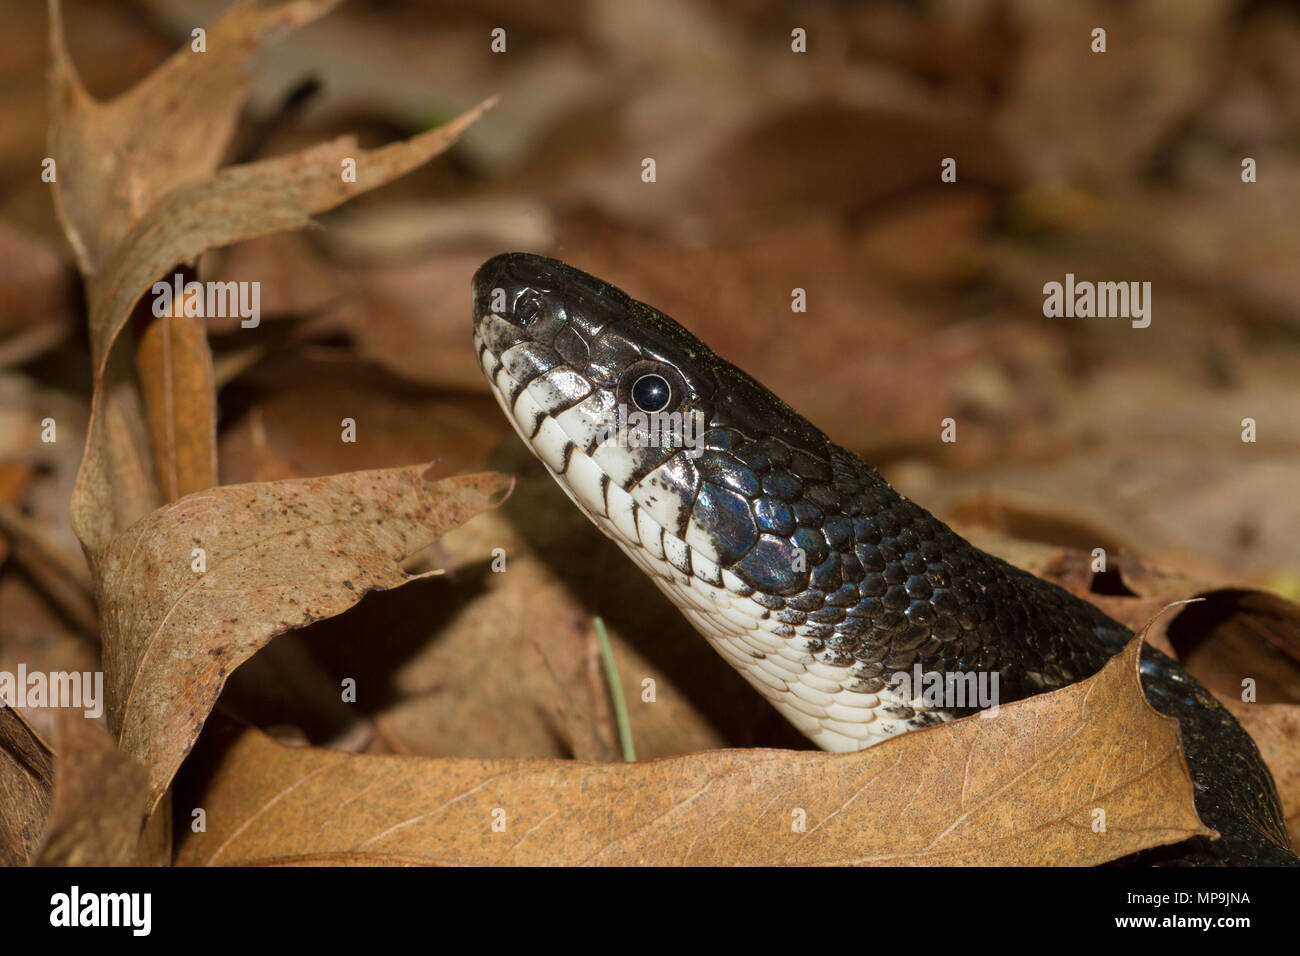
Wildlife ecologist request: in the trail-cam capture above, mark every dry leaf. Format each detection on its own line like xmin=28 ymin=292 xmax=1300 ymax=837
xmin=0 ymin=462 xmax=31 ymax=566
xmin=48 ymin=0 xmax=344 ymax=275
xmin=34 ymin=710 xmax=151 ymax=866
xmin=1222 ymin=701 xmax=1300 ymax=848
xmin=0 ymin=222 xmax=74 ymax=365
xmin=998 ymin=0 xmax=1230 ymax=180
xmin=0 ymin=707 xmax=52 ymax=865
xmin=1165 ymin=589 xmax=1300 ymax=704
xmin=137 ymin=309 xmax=219 ymax=502
xmin=898 ymin=364 xmax=1300 ymax=579
xmin=67 ymin=104 xmax=497 ymax=553
xmin=48 ymin=0 xmax=495 ymax=555
xmin=176 ymin=638 xmax=1206 ymax=866
xmin=96 ymin=465 xmax=510 ymax=810
xmin=215 ymin=360 xmax=509 ymax=486
xmin=0 ymin=705 xmax=154 ymax=866
xmin=78 ymin=108 xmax=495 ymax=387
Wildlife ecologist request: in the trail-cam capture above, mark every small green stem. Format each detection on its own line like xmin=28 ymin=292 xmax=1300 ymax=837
xmin=594 ymin=616 xmax=636 ymax=762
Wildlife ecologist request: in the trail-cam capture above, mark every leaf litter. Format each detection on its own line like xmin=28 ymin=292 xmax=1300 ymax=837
xmin=30 ymin=0 xmax=509 ymax=846
xmin=0 ymin=0 xmax=1291 ymax=866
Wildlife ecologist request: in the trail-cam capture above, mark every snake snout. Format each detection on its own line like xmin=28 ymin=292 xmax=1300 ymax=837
xmin=471 ymin=252 xmax=573 ymax=331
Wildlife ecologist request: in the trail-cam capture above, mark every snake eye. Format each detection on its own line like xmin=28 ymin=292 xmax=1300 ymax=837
xmin=631 ymin=373 xmax=672 ymax=413
xmin=618 ymin=360 xmax=687 ymax=417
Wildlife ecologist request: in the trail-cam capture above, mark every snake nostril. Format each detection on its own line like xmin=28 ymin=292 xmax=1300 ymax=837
xmin=516 ymin=292 xmax=544 ymax=327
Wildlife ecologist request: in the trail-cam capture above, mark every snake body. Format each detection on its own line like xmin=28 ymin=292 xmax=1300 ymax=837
xmin=471 ymin=252 xmax=1293 ymax=865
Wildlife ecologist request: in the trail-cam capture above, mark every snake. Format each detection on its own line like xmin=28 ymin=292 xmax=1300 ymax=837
xmin=471 ymin=251 xmax=1294 ymax=866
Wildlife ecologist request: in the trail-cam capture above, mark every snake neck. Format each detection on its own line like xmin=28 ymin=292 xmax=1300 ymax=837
xmin=471 ymin=252 xmax=1294 ymax=864
xmin=476 ymin=298 xmax=1126 ymax=751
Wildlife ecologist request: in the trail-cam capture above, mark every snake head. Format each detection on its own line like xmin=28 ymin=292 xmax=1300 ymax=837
xmin=472 ymin=251 xmax=845 ymax=595
xmin=473 ymin=251 xmax=713 ymax=421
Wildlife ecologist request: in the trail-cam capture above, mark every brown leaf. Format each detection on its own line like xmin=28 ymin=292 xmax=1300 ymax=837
xmin=855 ymin=192 xmax=994 ymax=286
xmin=0 ymin=707 xmax=52 ymax=865
xmin=48 ymin=0 xmax=496 ymax=554
xmin=48 ymin=0 xmax=344 ymax=276
xmin=176 ymin=638 xmax=1207 ymax=866
xmin=79 ymin=110 xmax=494 ymax=386
xmin=997 ymin=0 xmax=1231 ymax=180
xmin=77 ymin=345 xmax=160 ymax=560
xmin=0 ymin=221 xmax=74 ymax=365
xmin=137 ymin=309 xmax=218 ymax=502
xmin=0 ymin=462 xmax=31 ymax=566
xmin=96 ymin=465 xmax=511 ymax=811
xmin=215 ymin=359 xmax=509 ymax=486
xmin=897 ymin=365 xmax=1300 ymax=579
xmin=1166 ymin=589 xmax=1300 ymax=704
xmin=958 ymin=531 xmax=1300 ymax=833
xmin=34 ymin=711 xmax=151 ymax=866
xmin=1222 ymin=701 xmax=1300 ymax=849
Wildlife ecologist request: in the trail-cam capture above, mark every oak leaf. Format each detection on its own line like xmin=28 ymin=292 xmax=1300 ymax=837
xmin=176 ymin=638 xmax=1208 ymax=866
xmin=98 ymin=465 xmax=510 ymax=810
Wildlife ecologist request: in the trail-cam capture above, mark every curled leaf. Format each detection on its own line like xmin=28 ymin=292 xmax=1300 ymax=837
xmin=177 ymin=638 xmax=1206 ymax=866
xmin=98 ymin=465 xmax=511 ymax=810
